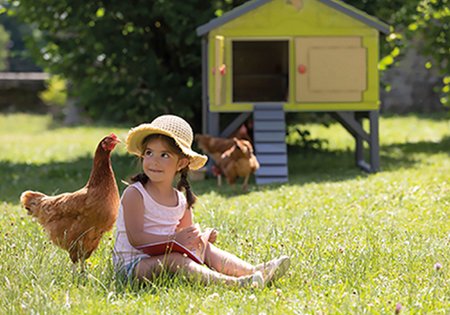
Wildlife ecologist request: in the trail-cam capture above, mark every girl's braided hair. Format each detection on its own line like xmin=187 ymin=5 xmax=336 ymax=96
xmin=130 ymin=134 xmax=197 ymax=208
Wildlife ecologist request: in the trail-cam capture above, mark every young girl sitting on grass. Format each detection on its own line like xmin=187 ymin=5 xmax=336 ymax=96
xmin=113 ymin=115 xmax=290 ymax=287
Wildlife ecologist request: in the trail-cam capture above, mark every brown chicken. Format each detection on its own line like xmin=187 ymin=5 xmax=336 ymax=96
xmin=20 ymin=134 xmax=121 ymax=264
xmin=219 ymin=138 xmax=260 ymax=191
xmin=195 ymin=134 xmax=235 ymax=186
xmin=195 ymin=134 xmax=235 ymax=165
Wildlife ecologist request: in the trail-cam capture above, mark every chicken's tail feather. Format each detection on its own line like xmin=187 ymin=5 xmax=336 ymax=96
xmin=20 ymin=190 xmax=45 ymax=216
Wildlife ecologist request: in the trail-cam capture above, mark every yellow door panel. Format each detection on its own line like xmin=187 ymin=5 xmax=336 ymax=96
xmin=214 ymin=36 xmax=225 ymax=106
xmin=295 ymin=37 xmax=367 ymax=102
xmin=309 ymin=47 xmax=366 ymax=91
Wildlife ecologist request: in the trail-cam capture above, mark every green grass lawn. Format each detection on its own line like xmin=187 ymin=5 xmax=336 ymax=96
xmin=0 ymin=113 xmax=449 ymax=314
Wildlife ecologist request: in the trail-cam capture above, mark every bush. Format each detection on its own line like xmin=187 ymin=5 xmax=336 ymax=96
xmin=6 ymin=1 xmax=247 ymax=126
xmin=39 ymin=75 xmax=67 ymax=107
xmin=0 ymin=24 xmax=10 ymax=71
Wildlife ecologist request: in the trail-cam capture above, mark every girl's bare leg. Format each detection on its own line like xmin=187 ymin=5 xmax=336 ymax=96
xmin=204 ymin=243 xmax=256 ymax=277
xmin=134 ymin=252 xmax=258 ymax=286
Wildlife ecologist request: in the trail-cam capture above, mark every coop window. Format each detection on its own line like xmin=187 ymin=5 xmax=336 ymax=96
xmin=232 ymin=40 xmax=289 ymax=103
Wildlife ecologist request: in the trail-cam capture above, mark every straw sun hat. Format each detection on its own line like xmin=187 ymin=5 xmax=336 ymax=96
xmin=126 ymin=115 xmax=207 ymax=170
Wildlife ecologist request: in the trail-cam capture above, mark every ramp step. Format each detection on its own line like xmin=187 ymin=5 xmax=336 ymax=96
xmin=253 ymin=104 xmax=288 ymax=185
xmin=256 ymin=154 xmax=288 ymax=165
xmin=254 ymin=131 xmax=285 ymax=142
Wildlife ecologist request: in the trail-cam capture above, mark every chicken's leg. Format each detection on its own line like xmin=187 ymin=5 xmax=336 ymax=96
xmin=242 ymin=175 xmax=250 ymax=192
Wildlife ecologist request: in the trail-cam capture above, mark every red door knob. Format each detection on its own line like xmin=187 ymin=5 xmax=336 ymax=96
xmin=219 ymin=64 xmax=226 ymax=75
xmin=298 ymin=64 xmax=307 ymax=74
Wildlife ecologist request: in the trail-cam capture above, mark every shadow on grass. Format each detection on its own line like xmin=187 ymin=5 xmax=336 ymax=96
xmin=195 ymin=135 xmax=450 ymax=196
xmin=382 ymin=135 xmax=450 ymax=156
xmin=1 ymin=136 xmax=449 ymax=203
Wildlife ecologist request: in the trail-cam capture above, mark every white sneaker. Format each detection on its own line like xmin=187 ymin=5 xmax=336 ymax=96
xmin=256 ymin=255 xmax=290 ymax=283
xmin=238 ymin=271 xmax=264 ymax=288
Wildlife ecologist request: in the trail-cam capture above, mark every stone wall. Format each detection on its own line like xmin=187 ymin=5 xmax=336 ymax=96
xmin=0 ymin=72 xmax=49 ymax=113
xmin=380 ymin=40 xmax=444 ymax=113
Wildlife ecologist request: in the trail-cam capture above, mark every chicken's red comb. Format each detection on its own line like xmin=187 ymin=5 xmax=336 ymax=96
xmin=108 ymin=133 xmax=121 ymax=143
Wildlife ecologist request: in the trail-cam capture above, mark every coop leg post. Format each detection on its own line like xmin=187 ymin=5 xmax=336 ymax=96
xmin=207 ymin=112 xmax=220 ymax=137
xmin=369 ymin=110 xmax=380 ymax=172
xmin=205 ymin=111 xmax=220 ymax=176
xmin=354 ymin=113 xmax=364 ymax=167
xmin=201 ymin=37 xmax=209 ymax=135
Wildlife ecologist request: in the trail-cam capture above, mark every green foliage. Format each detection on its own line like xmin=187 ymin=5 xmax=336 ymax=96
xmin=0 ymin=24 xmax=9 ymax=70
xmin=39 ymin=75 xmax=67 ymax=107
xmin=4 ymin=1 xmax=246 ymax=124
xmin=411 ymin=0 xmax=450 ymax=106
xmin=411 ymin=0 xmax=449 ymax=72
xmin=0 ymin=113 xmax=449 ymax=313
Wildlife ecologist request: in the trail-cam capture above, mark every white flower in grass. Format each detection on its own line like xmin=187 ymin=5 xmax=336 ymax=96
xmin=434 ymin=262 xmax=442 ymax=271
xmin=395 ymin=302 xmax=402 ymax=314
xmin=207 ymin=293 xmax=220 ymax=300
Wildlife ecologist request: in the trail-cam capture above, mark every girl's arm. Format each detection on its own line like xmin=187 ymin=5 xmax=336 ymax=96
xmin=176 ymin=207 xmax=194 ymax=230
xmin=177 ymin=208 xmax=216 ymax=244
xmin=123 ymin=187 xmax=199 ymax=247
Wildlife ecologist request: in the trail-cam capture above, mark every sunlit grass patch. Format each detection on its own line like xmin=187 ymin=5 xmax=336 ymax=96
xmin=0 ymin=113 xmax=449 ymax=314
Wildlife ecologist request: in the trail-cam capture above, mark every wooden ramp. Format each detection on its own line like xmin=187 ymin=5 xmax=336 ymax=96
xmin=253 ymin=104 xmax=288 ymax=185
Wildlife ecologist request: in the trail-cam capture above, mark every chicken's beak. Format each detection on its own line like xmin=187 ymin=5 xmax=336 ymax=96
xmin=109 ymin=133 xmax=122 ymax=145
xmin=113 ymin=138 xmax=122 ymax=145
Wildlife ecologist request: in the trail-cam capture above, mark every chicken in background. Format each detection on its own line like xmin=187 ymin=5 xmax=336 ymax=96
xmin=229 ymin=122 xmax=253 ymax=143
xmin=195 ymin=134 xmax=235 ymax=164
xmin=219 ymin=137 xmax=260 ymax=191
xmin=20 ymin=133 xmax=121 ymax=265
xmin=194 ymin=134 xmax=232 ymax=186
xmin=195 ymin=133 xmax=260 ymax=190
xmin=211 ymin=164 xmax=223 ymax=187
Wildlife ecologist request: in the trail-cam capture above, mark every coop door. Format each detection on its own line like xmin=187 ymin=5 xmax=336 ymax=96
xmin=295 ymin=37 xmax=367 ymax=102
xmin=232 ymin=40 xmax=289 ymax=102
xmin=213 ymin=36 xmax=226 ymax=106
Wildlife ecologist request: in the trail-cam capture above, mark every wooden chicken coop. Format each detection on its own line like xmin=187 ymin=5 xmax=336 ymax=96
xmin=197 ymin=0 xmax=390 ymax=184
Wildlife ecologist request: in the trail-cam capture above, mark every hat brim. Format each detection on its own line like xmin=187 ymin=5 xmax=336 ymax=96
xmin=126 ymin=124 xmax=208 ymax=170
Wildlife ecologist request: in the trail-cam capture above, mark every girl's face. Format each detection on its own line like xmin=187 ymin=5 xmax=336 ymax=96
xmin=142 ymin=138 xmax=189 ymax=185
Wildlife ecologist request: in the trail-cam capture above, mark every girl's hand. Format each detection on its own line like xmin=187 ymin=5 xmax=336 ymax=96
xmin=207 ymin=228 xmax=218 ymax=244
xmin=174 ymin=225 xmax=201 ymax=249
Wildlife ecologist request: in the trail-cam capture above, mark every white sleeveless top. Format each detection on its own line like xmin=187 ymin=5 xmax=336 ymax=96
xmin=112 ymin=182 xmax=187 ymax=269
